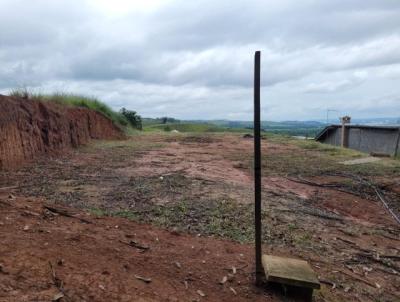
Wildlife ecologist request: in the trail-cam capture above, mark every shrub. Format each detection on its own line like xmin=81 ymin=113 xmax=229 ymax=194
xmin=120 ymin=108 xmax=142 ymax=130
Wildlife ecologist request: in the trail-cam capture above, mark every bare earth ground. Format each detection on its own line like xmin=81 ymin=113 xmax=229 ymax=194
xmin=1 ymin=133 xmax=400 ymax=301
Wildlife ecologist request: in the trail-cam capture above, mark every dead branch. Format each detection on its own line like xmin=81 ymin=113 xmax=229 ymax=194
xmin=286 ymin=176 xmax=366 ymax=198
xmin=338 ymin=269 xmax=377 ymax=288
xmin=134 ymin=274 xmax=152 ymax=283
xmin=319 ymin=279 xmax=337 ymax=289
xmin=0 ymin=199 xmax=11 ymax=206
xmin=119 ymin=239 xmax=150 ymax=251
xmin=44 ymin=205 xmax=92 ymax=224
xmin=374 ymin=188 xmax=400 ymax=225
xmin=0 ymin=186 xmax=18 ymax=191
xmin=355 ymin=253 xmax=400 ymax=272
xmin=49 ymin=261 xmax=71 ymax=302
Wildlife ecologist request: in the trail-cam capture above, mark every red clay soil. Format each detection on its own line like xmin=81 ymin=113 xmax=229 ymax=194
xmin=0 ymin=195 xmax=280 ymax=302
xmin=0 ymin=95 xmax=125 ymax=169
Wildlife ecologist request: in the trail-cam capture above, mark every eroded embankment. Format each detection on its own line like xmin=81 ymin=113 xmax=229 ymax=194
xmin=0 ymin=94 xmax=125 ymax=169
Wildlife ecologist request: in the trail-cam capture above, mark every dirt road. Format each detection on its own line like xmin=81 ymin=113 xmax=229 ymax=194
xmin=1 ymin=133 xmax=399 ymax=301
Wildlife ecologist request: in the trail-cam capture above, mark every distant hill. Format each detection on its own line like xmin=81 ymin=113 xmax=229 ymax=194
xmin=142 ymin=116 xmax=399 ymax=137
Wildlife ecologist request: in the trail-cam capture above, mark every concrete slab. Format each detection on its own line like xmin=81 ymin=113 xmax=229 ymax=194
xmin=341 ymin=157 xmax=382 ymax=165
xmin=262 ymin=255 xmax=320 ymax=289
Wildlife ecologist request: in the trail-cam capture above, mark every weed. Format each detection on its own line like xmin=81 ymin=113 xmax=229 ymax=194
xmin=88 ymin=208 xmax=107 ymax=217
xmin=112 ymin=210 xmax=138 ymax=220
xmin=288 ymin=223 xmax=298 ymax=231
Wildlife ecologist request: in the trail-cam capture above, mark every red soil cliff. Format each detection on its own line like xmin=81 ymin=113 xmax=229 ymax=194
xmin=0 ymin=95 xmax=125 ymax=169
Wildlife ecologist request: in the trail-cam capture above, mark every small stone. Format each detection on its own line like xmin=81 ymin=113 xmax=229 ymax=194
xmin=197 ymin=290 xmax=205 ymax=297
xmin=23 ymin=225 xmax=30 ymax=231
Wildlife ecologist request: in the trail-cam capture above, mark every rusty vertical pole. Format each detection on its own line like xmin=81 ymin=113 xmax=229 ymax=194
xmin=254 ymin=51 xmax=263 ymax=285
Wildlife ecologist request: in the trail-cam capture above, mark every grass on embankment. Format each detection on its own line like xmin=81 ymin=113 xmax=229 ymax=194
xmin=9 ymin=90 xmax=132 ymax=131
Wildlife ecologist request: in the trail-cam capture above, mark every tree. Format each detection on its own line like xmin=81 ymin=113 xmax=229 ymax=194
xmin=120 ymin=108 xmax=142 ymax=130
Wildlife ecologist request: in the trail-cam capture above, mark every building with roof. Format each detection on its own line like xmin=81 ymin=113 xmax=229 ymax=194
xmin=315 ymin=124 xmax=400 ymax=157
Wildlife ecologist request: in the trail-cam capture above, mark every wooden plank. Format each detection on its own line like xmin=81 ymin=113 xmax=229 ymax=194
xmin=262 ymin=255 xmax=320 ymax=289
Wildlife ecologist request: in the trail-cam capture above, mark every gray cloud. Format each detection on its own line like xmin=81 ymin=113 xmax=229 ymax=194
xmin=0 ymin=0 xmax=400 ymax=120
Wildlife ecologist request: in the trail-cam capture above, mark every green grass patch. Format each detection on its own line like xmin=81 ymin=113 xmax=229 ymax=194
xmin=296 ymin=140 xmax=363 ymax=157
xmin=88 ymin=208 xmax=107 ymax=217
xmin=144 ymin=122 xmax=253 ymax=134
xmin=144 ymin=123 xmax=224 ymax=133
xmin=89 ymin=139 xmax=163 ymax=151
xmin=92 ymin=199 xmax=256 ymax=243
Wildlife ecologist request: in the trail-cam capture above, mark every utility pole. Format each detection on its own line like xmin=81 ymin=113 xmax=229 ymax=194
xmin=254 ymin=51 xmax=263 ymax=285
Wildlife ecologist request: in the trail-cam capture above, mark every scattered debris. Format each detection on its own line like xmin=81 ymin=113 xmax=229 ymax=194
xmin=319 ymin=279 xmax=336 ymax=289
xmin=338 ymin=269 xmax=377 ymax=288
xmin=44 ymin=205 xmax=92 ymax=224
xmin=0 ymin=264 xmax=9 ymax=275
xmin=120 ymin=239 xmax=150 ymax=251
xmin=57 ymin=259 xmax=65 ymax=266
xmin=220 ymin=276 xmax=228 ymax=284
xmin=134 ymin=275 xmax=152 ymax=283
xmin=0 ymin=186 xmax=18 ymax=191
xmin=49 ymin=261 xmax=70 ymax=301
xmin=196 ymin=290 xmax=205 ymax=297
xmin=341 ymin=157 xmax=382 ymax=165
xmin=370 ymin=152 xmax=391 ymax=158
xmin=52 ymin=292 xmax=64 ymax=301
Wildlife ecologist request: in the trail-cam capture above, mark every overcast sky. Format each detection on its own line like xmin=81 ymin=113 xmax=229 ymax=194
xmin=1 ymin=0 xmax=400 ymax=121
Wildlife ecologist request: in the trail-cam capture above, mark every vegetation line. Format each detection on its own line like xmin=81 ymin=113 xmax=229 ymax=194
xmin=9 ymin=88 xmax=142 ymax=132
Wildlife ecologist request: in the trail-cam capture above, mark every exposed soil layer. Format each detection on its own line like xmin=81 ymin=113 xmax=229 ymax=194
xmin=0 ymin=95 xmax=125 ymax=169
xmin=0 ymin=195 xmax=281 ymax=302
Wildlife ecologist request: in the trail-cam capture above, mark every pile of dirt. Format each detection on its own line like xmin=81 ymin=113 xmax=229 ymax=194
xmin=0 ymin=95 xmax=125 ymax=169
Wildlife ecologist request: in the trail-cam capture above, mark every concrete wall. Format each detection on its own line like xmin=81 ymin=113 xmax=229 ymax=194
xmin=322 ymin=127 xmax=400 ymax=156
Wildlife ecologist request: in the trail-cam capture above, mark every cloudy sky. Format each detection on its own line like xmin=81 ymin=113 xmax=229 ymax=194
xmin=1 ymin=0 xmax=400 ymax=121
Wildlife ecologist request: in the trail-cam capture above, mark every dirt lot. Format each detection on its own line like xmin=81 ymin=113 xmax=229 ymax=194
xmin=1 ymin=133 xmax=399 ymax=301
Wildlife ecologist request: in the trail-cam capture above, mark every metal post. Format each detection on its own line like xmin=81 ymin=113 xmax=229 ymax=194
xmin=254 ymin=51 xmax=263 ymax=285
